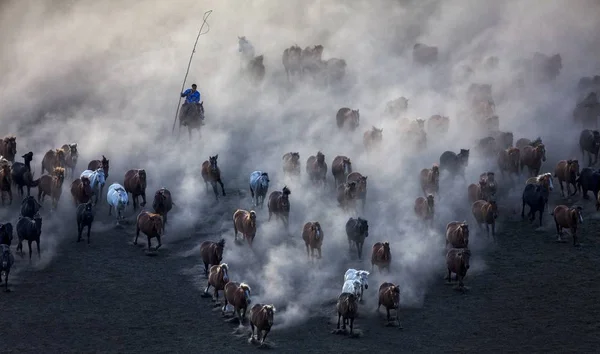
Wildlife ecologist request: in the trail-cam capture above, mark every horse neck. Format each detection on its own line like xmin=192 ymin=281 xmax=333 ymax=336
xmin=52 ymin=177 xmax=63 ymax=189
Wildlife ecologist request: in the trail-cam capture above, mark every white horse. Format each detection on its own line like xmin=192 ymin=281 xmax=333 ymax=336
xmin=80 ymin=168 xmax=106 ymax=205
xmin=238 ymin=36 xmax=256 ymax=66
xmin=344 ymin=269 xmax=370 ymax=301
xmin=106 ymin=183 xmax=128 ymax=224
xmin=341 ymin=279 xmax=362 ymax=300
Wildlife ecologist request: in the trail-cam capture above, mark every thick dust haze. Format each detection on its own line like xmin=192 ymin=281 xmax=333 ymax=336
xmin=1 ymin=0 xmax=600 ymax=328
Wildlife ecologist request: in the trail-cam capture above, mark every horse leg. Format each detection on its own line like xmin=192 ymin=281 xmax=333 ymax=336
xmin=28 ymin=240 xmax=32 ymax=261
xmin=559 ymin=180 xmax=565 ymax=197
xmin=4 ymin=271 xmax=8 ymax=292
xmin=134 ymin=225 xmax=140 ymax=245
xmin=336 ymin=312 xmax=341 ymax=329
xmin=140 ymin=191 xmax=147 ymax=207
xmin=77 ymin=222 xmax=83 ymax=242
xmin=219 ymin=179 xmax=226 ymax=196
xmin=261 ymin=329 xmax=269 ymax=345
xmin=87 ymin=224 xmax=91 ymax=244
xmin=318 ymin=247 xmax=322 ymax=259
xmin=358 ymin=242 xmax=363 ymax=260
xmin=211 ymin=182 xmax=218 ymax=201
xmin=155 ymin=236 xmax=162 ymax=251
xmin=147 ymin=236 xmax=152 ymax=251
xmin=249 ymin=185 xmax=255 ymax=206
xmin=305 ymin=244 xmax=309 ymax=259
xmin=108 ymin=205 xmax=113 ymax=216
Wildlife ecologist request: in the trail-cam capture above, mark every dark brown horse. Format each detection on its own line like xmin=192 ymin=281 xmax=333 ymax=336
xmin=41 ymin=148 xmax=66 ymax=175
xmin=0 ymin=164 xmax=12 ymax=206
xmin=152 ymin=187 xmax=173 ymax=233
xmin=554 ymin=159 xmax=580 ymax=197
xmin=331 ymin=155 xmax=352 ymax=188
xmin=60 ymin=143 xmax=78 ymax=178
xmin=419 ymin=164 xmax=439 ymax=196
xmin=223 ymin=282 xmax=252 ymax=324
xmin=200 ymin=238 xmax=225 ymax=276
xmin=336 ymin=107 xmax=360 ymax=131
xmin=336 ymin=181 xmax=357 ymax=210
xmin=87 ymin=155 xmax=110 ymax=179
xmin=497 ymin=147 xmax=520 ymax=180
xmin=446 ymin=248 xmax=471 ymax=289
xmin=516 ymin=137 xmax=543 ymax=150
xmin=201 ymin=155 xmax=226 ymax=200
xmin=336 ymin=292 xmax=358 ymax=335
xmin=302 ymin=221 xmax=323 ymax=261
xmin=249 ymin=304 xmax=276 ymax=346
xmin=233 ymin=209 xmax=257 ymax=247
xmin=37 ymin=167 xmax=65 ymax=210
xmin=521 ymin=143 xmax=546 ymax=177
xmin=445 ymin=221 xmax=469 ymax=249
xmin=467 ymin=181 xmax=489 ymax=204
xmin=134 ymin=211 xmax=163 ymax=251
xmin=377 ymin=282 xmax=402 ymax=327
xmin=70 ymin=176 xmax=93 ymax=206
xmin=371 ymin=242 xmax=391 ymax=273
xmin=205 ymin=263 xmax=229 ymax=302
xmin=0 ymin=136 xmax=17 ymax=163
xmin=11 ymin=151 xmax=36 ymax=197
xmin=267 ymin=186 xmax=291 ymax=230
xmin=363 ymin=126 xmax=383 ymax=150
xmin=306 ymin=152 xmax=327 ymax=186
xmin=282 ymin=152 xmax=301 ymax=177
xmin=414 ymin=195 xmax=435 ymax=227
xmin=346 ymin=172 xmax=367 ymax=210
xmin=124 ymin=169 xmax=147 ymax=210
xmin=551 ymin=205 xmax=583 ymax=246
xmin=472 ymin=199 xmax=498 ymax=240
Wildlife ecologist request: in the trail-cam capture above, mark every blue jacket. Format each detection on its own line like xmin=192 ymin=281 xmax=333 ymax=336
xmin=181 ymin=89 xmax=201 ymax=104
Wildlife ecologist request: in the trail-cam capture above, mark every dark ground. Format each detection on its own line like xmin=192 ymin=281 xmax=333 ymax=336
xmin=2 ymin=162 xmax=600 ymax=354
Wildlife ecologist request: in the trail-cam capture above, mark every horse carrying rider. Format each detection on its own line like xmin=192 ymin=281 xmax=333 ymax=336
xmin=180 ymin=84 xmax=204 ymax=125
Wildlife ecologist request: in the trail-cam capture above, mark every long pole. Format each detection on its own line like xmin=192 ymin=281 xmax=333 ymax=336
xmin=172 ymin=10 xmax=213 ymax=135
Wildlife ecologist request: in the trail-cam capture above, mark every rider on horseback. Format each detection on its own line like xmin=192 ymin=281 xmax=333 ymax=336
xmin=180 ymin=84 xmax=204 ymax=125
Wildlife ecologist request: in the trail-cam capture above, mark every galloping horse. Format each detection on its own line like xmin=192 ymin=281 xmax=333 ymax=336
xmin=123 ymin=169 xmax=147 ymax=210
xmin=61 ymin=143 xmax=78 ymax=178
xmin=521 ymin=143 xmax=547 ymax=177
xmin=0 ymin=136 xmax=17 ymax=163
xmin=249 ymin=171 xmax=270 ymax=209
xmin=88 ymin=155 xmax=110 ymax=179
xmin=106 ymin=183 xmax=128 ymax=223
xmin=201 ymin=155 xmax=226 ymax=201
xmin=306 ymin=152 xmax=327 ymax=187
xmin=267 ymin=186 xmax=291 ymax=231
xmin=41 ymin=148 xmax=66 ymax=175
xmin=70 ymin=176 xmax=94 ymax=206
xmin=37 ymin=167 xmax=65 ymax=210
xmin=80 ymin=168 xmax=106 ymax=205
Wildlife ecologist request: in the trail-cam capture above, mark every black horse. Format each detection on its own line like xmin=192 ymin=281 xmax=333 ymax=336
xmin=579 ymin=129 xmax=600 ymax=167
xmin=439 ymin=149 xmax=470 ymax=180
xmin=76 ymin=201 xmax=94 ymax=244
xmin=345 ymin=217 xmax=369 ymax=260
xmin=576 ymin=167 xmax=600 ymax=200
xmin=20 ymin=195 xmax=42 ymax=218
xmin=522 ymin=184 xmax=550 ymax=227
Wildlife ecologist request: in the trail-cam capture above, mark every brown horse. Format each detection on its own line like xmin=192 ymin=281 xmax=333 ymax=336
xmin=336 ymin=181 xmax=357 ymax=210
xmin=152 ymin=187 xmax=173 ymax=233
xmin=472 ymin=199 xmax=498 ymax=240
xmin=426 ymin=115 xmax=450 ymax=135
xmin=516 ymin=137 xmax=543 ymax=150
xmin=302 ymin=221 xmax=323 ymax=261
xmin=60 ymin=143 xmax=78 ymax=178
xmin=87 ymin=155 xmax=110 ymax=179
xmin=467 ymin=181 xmax=488 ymax=204
xmin=41 ymin=148 xmax=66 ymax=175
xmin=336 ymin=292 xmax=358 ymax=335
xmin=371 ymin=241 xmax=391 ymax=273
xmin=497 ymin=147 xmax=520 ymax=180
xmin=124 ymin=169 xmax=147 ymax=210
xmin=554 ymin=159 xmax=580 ymax=197
xmin=331 ymin=155 xmax=352 ymax=188
xmin=223 ymin=282 xmax=252 ymax=324
xmin=282 ymin=45 xmax=302 ymax=82
xmin=267 ymin=186 xmax=291 ymax=230
xmin=520 ymin=143 xmax=546 ymax=177
xmin=336 ymin=108 xmax=360 ymax=131
xmin=70 ymin=176 xmax=93 ymax=206
xmin=551 ymin=205 xmax=583 ymax=246
xmin=204 ymin=263 xmax=229 ymax=302
xmin=134 ymin=211 xmax=164 ymax=251
xmin=479 ymin=172 xmax=497 ymax=198
xmin=446 ymin=248 xmax=471 ymax=289
xmin=363 ymin=126 xmax=383 ymax=150
xmin=346 ymin=172 xmax=368 ymax=210
xmin=419 ymin=164 xmax=439 ymax=196
xmin=282 ymin=152 xmax=301 ymax=177
xmin=233 ymin=209 xmax=257 ymax=247
xmin=0 ymin=136 xmax=17 ymax=163
xmin=249 ymin=304 xmax=276 ymax=346
xmin=200 ymin=238 xmax=225 ymax=276
xmin=414 ymin=195 xmax=435 ymax=226
xmin=525 ymin=172 xmax=554 ymax=191
xmin=492 ymin=131 xmax=514 ymax=150
xmin=201 ymin=155 xmax=226 ymax=200
xmin=377 ymin=282 xmax=402 ymax=328
xmin=306 ymin=151 xmax=327 ymax=186
xmin=445 ymin=221 xmax=469 ymax=249
xmin=0 ymin=164 xmax=12 ymax=206
xmin=37 ymin=167 xmax=65 ymax=210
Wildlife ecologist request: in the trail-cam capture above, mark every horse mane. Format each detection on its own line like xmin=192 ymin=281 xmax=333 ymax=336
xmin=239 ymin=282 xmax=251 ymax=291
xmin=264 ymin=304 xmax=276 ymax=312
xmin=53 ymin=167 xmax=65 ymax=175
xmin=216 ymin=238 xmax=225 ymax=248
xmin=4 ymin=135 xmax=15 ymax=141
xmin=219 ymin=263 xmax=228 ymax=271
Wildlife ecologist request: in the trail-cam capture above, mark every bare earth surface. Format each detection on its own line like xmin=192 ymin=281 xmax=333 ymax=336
xmin=2 ymin=176 xmax=600 ymax=354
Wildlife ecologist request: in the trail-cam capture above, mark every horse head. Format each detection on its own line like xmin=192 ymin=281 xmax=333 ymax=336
xmin=282 ymin=185 xmax=291 ymax=196
xmin=342 ymin=158 xmax=352 ymax=174
xmin=536 ymin=144 xmax=546 ymax=162
xmin=312 ymin=222 xmax=322 ymax=239
xmin=426 ymin=194 xmax=435 ymax=211
xmin=56 ymin=149 xmax=66 ymax=164
xmin=219 ymin=263 xmax=229 ymax=282
xmin=137 ymin=169 xmax=147 ymax=188
xmin=382 ymin=242 xmax=391 ymax=255
xmin=372 ymin=126 xmax=383 ymax=139
xmin=459 ymin=249 xmax=471 ymax=271
xmin=239 ymin=283 xmax=252 ymax=304
xmin=53 ymin=167 xmax=65 ymax=182
xmin=459 ymin=149 xmax=470 ymax=165
xmin=358 ymin=270 xmax=369 ymax=289
xmin=571 ymin=206 xmax=584 ymax=224
xmin=568 ymin=159 xmax=580 ymax=178
xmin=260 ymin=173 xmax=270 ymax=187
xmin=84 ymin=201 xmax=93 ymax=214
xmin=248 ymin=210 xmax=257 ymax=227
xmin=263 ymin=304 xmax=276 ymax=325
xmin=209 ymin=155 xmax=219 ymax=172
xmin=6 ymin=136 xmax=16 ymax=156
xmin=152 ymin=214 xmax=163 ymax=236
xmin=290 ymin=152 xmax=300 ymax=163
xmin=22 ymin=151 xmax=33 ymax=164
xmin=33 ymin=212 xmax=43 ymax=232
xmin=358 ymin=218 xmax=369 ymax=236
xmin=316 ymin=151 xmax=325 ymax=163
xmin=101 ymin=155 xmax=110 ymax=178
xmin=488 ymin=200 xmax=499 ymax=219
xmin=215 ymin=238 xmax=225 ymax=259
xmin=459 ymin=222 xmax=469 ymax=237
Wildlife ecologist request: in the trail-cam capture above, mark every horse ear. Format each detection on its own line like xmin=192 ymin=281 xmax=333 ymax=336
xmin=215 ymin=154 xmax=219 ymax=159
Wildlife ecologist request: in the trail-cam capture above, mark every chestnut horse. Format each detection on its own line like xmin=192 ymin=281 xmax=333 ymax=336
xmin=346 ymin=172 xmax=367 ymax=210
xmin=0 ymin=164 xmax=12 ymax=206
xmin=87 ymin=155 xmax=110 ymax=179
xmin=336 ymin=107 xmax=360 ymax=131
xmin=521 ymin=143 xmax=547 ymax=177
xmin=331 ymin=155 xmax=352 ymax=188
xmin=152 ymin=187 xmax=173 ymax=233
xmin=467 ymin=180 xmax=489 ymax=204
xmin=377 ymin=282 xmax=402 ymax=327
xmin=414 ymin=195 xmax=434 ymax=227
xmin=0 ymin=136 xmax=17 ymax=163
xmin=223 ymin=282 xmax=252 ymax=324
xmin=201 ymin=155 xmax=226 ymax=200
xmin=233 ymin=209 xmax=257 ymax=247
xmin=41 ymin=148 xmax=66 ymax=175
xmin=497 ymin=147 xmax=520 ymax=180
xmin=446 ymin=248 xmax=471 ymax=289
xmin=445 ymin=221 xmax=469 ymax=249
xmin=479 ymin=172 xmax=497 ymax=198
xmin=200 ymin=238 xmax=225 ymax=276
xmin=267 ymin=186 xmax=291 ymax=230
xmin=37 ymin=167 xmax=65 ymax=210
xmin=302 ymin=221 xmax=323 ymax=261
xmin=124 ymin=169 xmax=147 ymax=210
xmin=306 ymin=152 xmax=327 ymax=186
xmin=554 ymin=159 xmax=580 ymax=197
xmin=551 ymin=205 xmax=583 ymax=246
xmin=249 ymin=304 xmax=276 ymax=346
xmin=282 ymin=152 xmax=301 ymax=177
xmin=471 ymin=199 xmax=498 ymax=240
xmin=134 ymin=211 xmax=164 ymax=251
xmin=371 ymin=241 xmax=391 ymax=273
xmin=205 ymin=263 xmax=229 ymax=302
xmin=363 ymin=126 xmax=383 ymax=150
xmin=419 ymin=164 xmax=439 ymax=196
xmin=70 ymin=176 xmax=93 ymax=206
